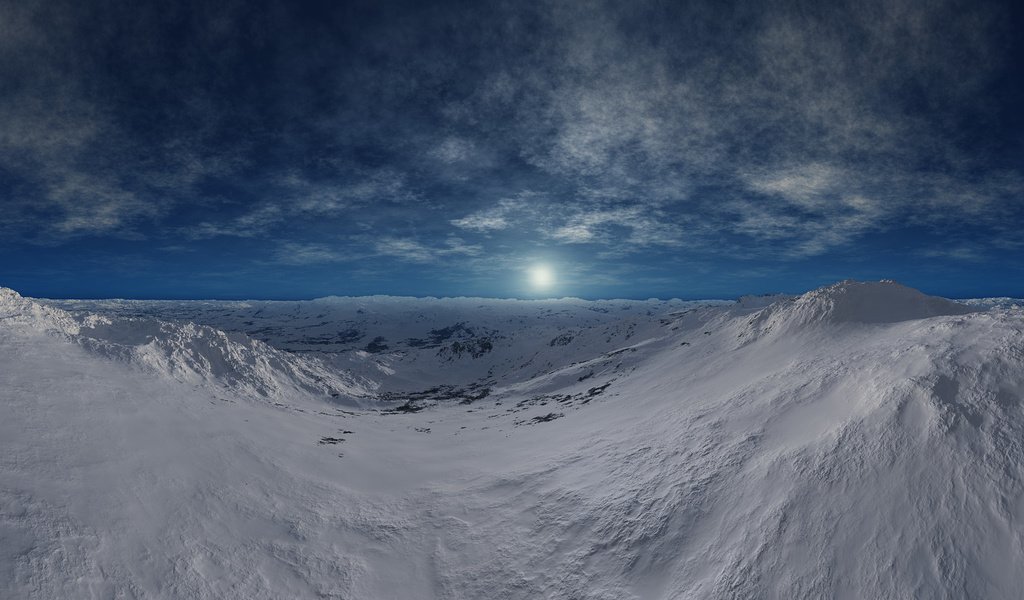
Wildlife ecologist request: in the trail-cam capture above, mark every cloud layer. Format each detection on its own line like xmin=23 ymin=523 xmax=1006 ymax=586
xmin=1 ymin=0 xmax=1021 ymax=296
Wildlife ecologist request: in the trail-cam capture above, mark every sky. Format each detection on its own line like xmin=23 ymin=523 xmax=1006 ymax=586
xmin=1 ymin=0 xmax=1022 ymax=300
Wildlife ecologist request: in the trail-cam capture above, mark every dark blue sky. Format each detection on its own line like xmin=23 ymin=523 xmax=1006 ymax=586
xmin=1 ymin=0 xmax=1022 ymax=299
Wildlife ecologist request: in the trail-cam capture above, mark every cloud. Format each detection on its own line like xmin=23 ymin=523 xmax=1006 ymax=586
xmin=919 ymin=245 xmax=987 ymax=263
xmin=430 ymin=137 xmax=476 ymax=164
xmin=0 ymin=1 xmax=257 ymax=241
xmin=450 ymin=196 xmax=533 ymax=233
xmin=450 ymin=194 xmax=689 ymax=255
xmin=187 ymin=205 xmax=283 ymax=239
xmin=450 ymin=212 xmax=510 ymax=233
xmin=434 ymin=0 xmax=1021 ymax=257
xmin=724 ymin=163 xmax=893 ymax=256
xmin=288 ymin=169 xmax=419 ymax=214
xmin=545 ymin=207 xmax=685 ymax=249
xmin=273 ymin=242 xmax=350 ymax=265
xmin=374 ymin=237 xmax=482 ymax=263
xmin=744 ymin=164 xmax=840 ymax=210
xmin=1 ymin=0 xmax=1020 ymax=279
xmin=184 ymin=169 xmax=421 ymax=240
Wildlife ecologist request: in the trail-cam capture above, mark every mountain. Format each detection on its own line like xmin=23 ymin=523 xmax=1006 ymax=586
xmin=3 ymin=281 xmax=1024 ymax=599
xmin=42 ymin=294 xmax=725 ymax=392
xmin=3 ymin=287 xmax=374 ymax=404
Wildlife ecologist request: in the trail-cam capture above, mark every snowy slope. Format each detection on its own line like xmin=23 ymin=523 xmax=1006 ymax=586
xmin=45 ymin=295 xmax=726 ymax=394
xmin=9 ymin=288 xmax=375 ymax=404
xmin=4 ymin=281 xmax=1024 ymax=599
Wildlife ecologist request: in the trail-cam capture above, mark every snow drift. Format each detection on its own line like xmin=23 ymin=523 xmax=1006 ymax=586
xmin=3 ymin=280 xmax=1024 ymax=599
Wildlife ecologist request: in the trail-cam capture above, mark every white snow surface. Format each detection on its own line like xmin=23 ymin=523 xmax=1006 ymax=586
xmin=4 ymin=280 xmax=1024 ymax=599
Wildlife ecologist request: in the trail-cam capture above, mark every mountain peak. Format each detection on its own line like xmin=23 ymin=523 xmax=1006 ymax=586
xmin=787 ymin=279 xmax=976 ymax=325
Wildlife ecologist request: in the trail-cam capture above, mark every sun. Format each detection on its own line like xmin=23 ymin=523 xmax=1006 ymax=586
xmin=529 ymin=264 xmax=555 ymax=290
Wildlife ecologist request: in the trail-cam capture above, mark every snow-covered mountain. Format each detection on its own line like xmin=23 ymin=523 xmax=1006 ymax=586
xmin=3 ymin=280 xmax=1024 ymax=599
xmin=3 ymin=287 xmax=374 ymax=404
xmin=43 ymin=294 xmax=726 ymax=393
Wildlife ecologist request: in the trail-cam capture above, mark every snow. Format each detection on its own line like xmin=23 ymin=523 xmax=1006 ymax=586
xmin=3 ymin=280 xmax=1024 ymax=598
xmin=783 ymin=279 xmax=976 ymax=324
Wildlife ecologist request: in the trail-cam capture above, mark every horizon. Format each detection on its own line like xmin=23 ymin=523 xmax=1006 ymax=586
xmin=8 ymin=278 xmax=1022 ymax=303
xmin=1 ymin=1 xmax=1022 ymax=300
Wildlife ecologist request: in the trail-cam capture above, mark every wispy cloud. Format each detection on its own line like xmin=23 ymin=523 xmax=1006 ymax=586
xmin=545 ymin=207 xmax=685 ymax=249
xmin=187 ymin=205 xmax=283 ymax=239
xmin=287 ymin=169 xmax=419 ymax=214
xmin=0 ymin=1 xmax=254 ymax=242
xmin=450 ymin=196 xmax=533 ymax=233
xmin=450 ymin=212 xmax=511 ymax=233
xmin=273 ymin=242 xmax=350 ymax=265
xmin=430 ymin=137 xmax=477 ymax=165
xmin=919 ymin=245 xmax=987 ymax=262
xmin=183 ymin=169 xmax=420 ymax=240
xmin=434 ymin=0 xmax=1021 ymax=258
xmin=375 ymin=237 xmax=482 ymax=263
xmin=1 ymin=0 xmax=1020 ymax=291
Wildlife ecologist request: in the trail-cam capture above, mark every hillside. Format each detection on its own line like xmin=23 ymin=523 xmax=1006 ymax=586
xmin=4 ymin=281 xmax=1024 ymax=599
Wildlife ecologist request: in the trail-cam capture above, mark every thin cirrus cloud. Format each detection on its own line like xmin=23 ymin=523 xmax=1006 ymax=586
xmin=0 ymin=0 xmax=1021 ymax=297
xmin=546 ymin=208 xmax=686 ymax=250
xmin=449 ymin=197 xmax=531 ymax=234
xmin=272 ymin=237 xmax=481 ymax=266
xmin=434 ymin=0 xmax=1021 ymax=262
xmin=0 ymin=2 xmax=249 ymax=243
xmin=374 ymin=237 xmax=483 ymax=263
xmin=273 ymin=242 xmax=349 ymax=266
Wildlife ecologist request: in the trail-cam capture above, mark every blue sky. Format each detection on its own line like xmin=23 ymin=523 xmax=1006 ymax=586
xmin=1 ymin=0 xmax=1022 ymax=299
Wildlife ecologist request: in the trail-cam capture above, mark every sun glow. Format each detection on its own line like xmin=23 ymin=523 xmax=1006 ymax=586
xmin=529 ymin=264 xmax=555 ymax=290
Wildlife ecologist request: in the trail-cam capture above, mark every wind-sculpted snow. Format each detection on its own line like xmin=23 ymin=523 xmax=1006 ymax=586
xmin=0 ymin=287 xmax=81 ymax=335
xmin=76 ymin=318 xmax=376 ymax=403
xmin=2 ymin=287 xmax=374 ymax=404
xmin=4 ymin=281 xmax=1024 ymax=599
xmin=958 ymin=296 xmax=1024 ymax=310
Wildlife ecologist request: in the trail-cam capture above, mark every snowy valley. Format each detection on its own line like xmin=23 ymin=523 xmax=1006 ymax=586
xmin=3 ymin=280 xmax=1024 ymax=599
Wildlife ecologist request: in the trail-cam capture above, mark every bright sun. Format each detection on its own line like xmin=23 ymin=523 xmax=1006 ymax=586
xmin=529 ymin=264 xmax=555 ymax=289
